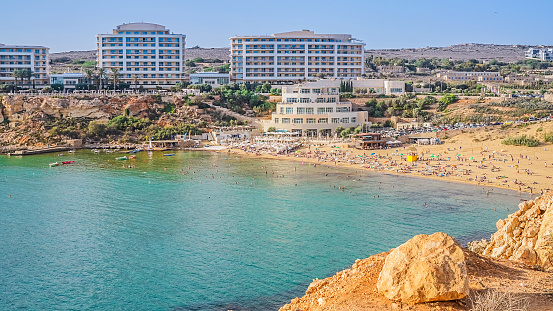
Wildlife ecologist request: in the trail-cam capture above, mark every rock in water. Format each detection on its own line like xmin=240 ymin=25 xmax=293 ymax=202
xmin=377 ymin=232 xmax=469 ymax=304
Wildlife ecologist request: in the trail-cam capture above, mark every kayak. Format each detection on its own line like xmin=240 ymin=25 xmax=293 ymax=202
xmin=61 ymin=161 xmax=75 ymax=165
xmin=49 ymin=162 xmax=59 ymax=167
xmin=115 ymin=156 xmax=127 ymax=160
xmin=164 ymin=153 xmax=175 ymax=156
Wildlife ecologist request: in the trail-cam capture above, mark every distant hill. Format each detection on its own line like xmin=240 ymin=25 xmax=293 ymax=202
xmin=366 ymin=43 xmax=530 ymax=62
xmin=50 ymin=44 xmax=534 ymax=67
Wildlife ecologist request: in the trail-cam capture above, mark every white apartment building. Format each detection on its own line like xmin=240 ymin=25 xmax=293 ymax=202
xmin=525 ymin=48 xmax=553 ymax=61
xmin=0 ymin=44 xmax=49 ymax=88
xmin=230 ymin=30 xmax=365 ymax=83
xmin=96 ymin=23 xmax=186 ymax=89
xmin=437 ymin=71 xmax=503 ymax=82
xmin=263 ymin=82 xmax=369 ymax=136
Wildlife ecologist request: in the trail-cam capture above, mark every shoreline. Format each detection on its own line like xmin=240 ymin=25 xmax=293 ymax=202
xmin=2 ymin=141 xmax=546 ymax=197
xmin=214 ymin=146 xmax=543 ymax=197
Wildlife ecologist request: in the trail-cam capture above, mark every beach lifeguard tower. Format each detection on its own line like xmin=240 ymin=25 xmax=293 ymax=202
xmin=407 ymin=147 xmax=418 ymax=162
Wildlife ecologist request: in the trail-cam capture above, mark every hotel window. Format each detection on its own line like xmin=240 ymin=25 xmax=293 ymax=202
xmin=351 ymin=117 xmax=357 ymax=123
xmin=306 ymin=108 xmax=314 ymax=114
xmin=296 ymin=107 xmax=305 ymax=114
xmin=342 ymin=118 xmax=349 ymax=123
xmin=299 ymin=98 xmax=310 ymax=103
xmin=282 ymin=118 xmax=290 ymax=124
xmin=300 ymin=89 xmax=310 ymax=93
xmin=293 ymin=118 xmax=303 ymax=124
xmin=318 ymin=118 xmax=328 ymax=124
xmin=274 ymin=118 xmax=279 ymax=123
xmin=326 ymin=107 xmax=333 ymax=113
xmin=285 ymin=107 xmax=293 ymax=114
xmin=317 ymin=108 xmax=325 ymax=114
xmin=331 ymin=118 xmax=340 ymax=124
xmin=306 ymin=118 xmax=315 ymax=124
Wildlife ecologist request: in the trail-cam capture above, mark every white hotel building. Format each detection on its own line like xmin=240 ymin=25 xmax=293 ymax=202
xmin=230 ymin=30 xmax=365 ymax=83
xmin=264 ymin=81 xmax=369 ymax=136
xmin=96 ymin=23 xmax=186 ymax=88
xmin=0 ymin=44 xmax=49 ymax=88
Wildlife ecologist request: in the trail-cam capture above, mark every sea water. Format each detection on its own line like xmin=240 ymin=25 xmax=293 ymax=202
xmin=0 ymin=151 xmax=520 ymax=310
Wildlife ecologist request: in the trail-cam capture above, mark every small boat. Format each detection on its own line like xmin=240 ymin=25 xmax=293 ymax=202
xmin=68 ymin=150 xmax=76 ymax=153
xmin=115 ymin=156 xmax=127 ymax=160
xmin=58 ymin=153 xmax=64 ymax=156
xmin=93 ymin=149 xmax=100 ymax=153
xmin=49 ymin=162 xmax=59 ymax=167
xmin=163 ymin=153 xmax=175 ymax=157
xmin=61 ymin=161 xmax=75 ymax=165
xmin=130 ymin=149 xmax=140 ymax=154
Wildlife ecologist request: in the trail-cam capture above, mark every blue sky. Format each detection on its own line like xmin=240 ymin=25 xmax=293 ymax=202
xmin=1 ymin=0 xmax=551 ymax=52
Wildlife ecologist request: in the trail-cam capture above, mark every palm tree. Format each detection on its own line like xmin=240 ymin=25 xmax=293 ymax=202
xmin=11 ymin=69 xmax=22 ymax=91
xmin=133 ymin=75 xmax=139 ymax=91
xmin=85 ymin=69 xmax=94 ymax=90
xmin=22 ymin=69 xmax=33 ymax=90
xmin=97 ymin=68 xmax=106 ymax=90
xmin=110 ymin=68 xmax=120 ymax=91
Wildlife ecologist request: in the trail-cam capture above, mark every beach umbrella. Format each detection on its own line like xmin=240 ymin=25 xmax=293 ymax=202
xmin=469 ymin=157 xmax=474 ymax=160
xmin=457 ymin=154 xmax=461 ymax=156
xmin=399 ymin=153 xmax=404 ymax=156
xmin=370 ymin=152 xmax=376 ymax=155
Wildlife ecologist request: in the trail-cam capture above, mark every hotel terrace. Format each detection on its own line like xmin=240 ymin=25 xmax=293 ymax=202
xmin=96 ymin=23 xmax=186 ymax=89
xmin=0 ymin=44 xmax=49 ymax=88
xmin=263 ymin=80 xmax=370 ymax=136
xmin=230 ymin=30 xmax=365 ymax=83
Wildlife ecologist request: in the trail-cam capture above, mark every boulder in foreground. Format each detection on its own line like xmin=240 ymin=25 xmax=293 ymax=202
xmin=377 ymin=232 xmax=469 ymax=304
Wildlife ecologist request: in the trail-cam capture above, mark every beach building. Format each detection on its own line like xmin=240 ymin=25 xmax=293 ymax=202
xmin=436 ymin=71 xmax=503 ymax=82
xmin=353 ymin=133 xmax=386 ymax=149
xmin=96 ymin=23 xmax=186 ymax=89
xmin=525 ymin=48 xmax=553 ymax=61
xmin=229 ymin=30 xmax=365 ymax=83
xmin=263 ymin=82 xmax=369 ymax=136
xmin=50 ymin=73 xmax=88 ymax=90
xmin=190 ymin=72 xmax=230 ymax=87
xmin=0 ymin=44 xmax=49 ymax=88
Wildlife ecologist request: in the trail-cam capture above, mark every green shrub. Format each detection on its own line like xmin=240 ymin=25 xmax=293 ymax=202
xmin=544 ymin=132 xmax=553 ymax=143
xmin=502 ymin=135 xmax=540 ymax=147
xmin=438 ymin=94 xmax=458 ymax=111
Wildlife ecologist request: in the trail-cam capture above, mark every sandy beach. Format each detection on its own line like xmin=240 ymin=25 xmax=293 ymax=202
xmin=219 ymin=121 xmax=553 ymax=197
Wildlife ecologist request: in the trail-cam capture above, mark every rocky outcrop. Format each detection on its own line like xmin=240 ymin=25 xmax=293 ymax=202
xmin=468 ymin=191 xmax=553 ymax=270
xmin=0 ymin=95 xmax=165 ymax=122
xmin=376 ymin=232 xmax=469 ymax=304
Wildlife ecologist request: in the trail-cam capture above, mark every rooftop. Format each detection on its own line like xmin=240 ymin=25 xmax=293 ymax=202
xmin=231 ymin=30 xmax=362 ymax=43
xmin=0 ymin=44 xmax=49 ymax=49
xmin=116 ymin=22 xmax=167 ymax=31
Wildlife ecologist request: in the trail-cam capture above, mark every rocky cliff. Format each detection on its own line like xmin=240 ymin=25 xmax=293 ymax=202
xmin=0 ymin=95 xmax=168 ymax=122
xmin=469 ymin=192 xmax=553 ymax=270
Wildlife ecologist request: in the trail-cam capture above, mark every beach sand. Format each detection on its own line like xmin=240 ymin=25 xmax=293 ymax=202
xmin=219 ymin=121 xmax=553 ymax=197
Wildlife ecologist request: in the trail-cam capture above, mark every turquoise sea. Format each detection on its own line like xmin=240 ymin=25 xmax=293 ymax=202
xmin=0 ymin=151 xmax=519 ymax=310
